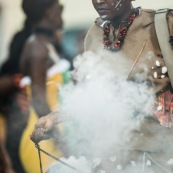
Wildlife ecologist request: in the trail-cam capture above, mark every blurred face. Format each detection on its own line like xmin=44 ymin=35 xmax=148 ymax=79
xmin=92 ymin=0 xmax=131 ymax=20
xmin=48 ymin=1 xmax=64 ymax=29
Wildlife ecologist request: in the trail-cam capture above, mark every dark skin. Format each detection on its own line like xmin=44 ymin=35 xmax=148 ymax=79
xmin=0 ymin=73 xmax=23 ymax=98
xmin=0 ymin=76 xmax=14 ymax=96
xmin=92 ymin=0 xmax=133 ymax=28
xmin=21 ymin=36 xmax=52 ymax=117
xmin=23 ymin=0 xmax=70 ymax=157
xmin=20 ymin=0 xmax=63 ymax=117
xmin=0 ymin=142 xmax=15 ymax=173
xmin=30 ymin=0 xmax=134 ymax=144
xmin=30 ymin=111 xmax=69 ymax=157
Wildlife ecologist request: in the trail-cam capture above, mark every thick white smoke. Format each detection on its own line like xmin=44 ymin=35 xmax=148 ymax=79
xmin=48 ymin=51 xmax=157 ymax=173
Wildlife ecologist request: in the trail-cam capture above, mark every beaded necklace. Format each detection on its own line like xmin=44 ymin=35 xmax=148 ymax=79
xmin=103 ymin=8 xmax=140 ymax=51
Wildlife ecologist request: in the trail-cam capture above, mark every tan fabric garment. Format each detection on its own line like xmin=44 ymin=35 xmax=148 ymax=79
xmin=85 ymin=9 xmax=173 ymax=95
xmin=84 ymin=9 xmax=173 ymax=154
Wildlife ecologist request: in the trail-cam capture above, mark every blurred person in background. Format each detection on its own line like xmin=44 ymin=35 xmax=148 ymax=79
xmin=0 ymin=8 xmax=32 ymax=173
xmin=0 ymin=0 xmax=70 ymax=172
xmin=20 ymin=0 xmax=70 ymax=172
xmin=20 ymin=0 xmax=69 ymax=118
xmin=0 ymin=142 xmax=14 ymax=173
xmin=31 ymin=0 xmax=173 ymax=172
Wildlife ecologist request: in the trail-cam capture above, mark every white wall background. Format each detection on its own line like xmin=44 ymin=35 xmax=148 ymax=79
xmin=0 ymin=0 xmax=24 ymax=64
xmin=0 ymin=0 xmax=172 ymax=64
xmin=61 ymin=0 xmax=97 ymax=29
xmin=133 ymin=0 xmax=173 ymax=9
xmin=62 ymin=0 xmax=173 ymax=28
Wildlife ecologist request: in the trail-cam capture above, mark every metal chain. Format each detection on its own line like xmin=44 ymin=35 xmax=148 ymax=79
xmin=142 ymin=152 xmax=171 ymax=173
xmin=35 ymin=144 xmax=79 ymax=173
xmin=36 ymin=144 xmax=43 ymax=173
xmin=36 ymin=144 xmax=172 ymax=173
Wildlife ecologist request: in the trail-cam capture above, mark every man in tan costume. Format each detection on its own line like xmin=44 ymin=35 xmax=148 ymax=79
xmin=31 ymin=0 xmax=173 ymax=172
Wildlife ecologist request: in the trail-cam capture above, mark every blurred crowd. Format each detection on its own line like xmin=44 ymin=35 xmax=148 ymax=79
xmin=0 ymin=0 xmax=86 ymax=172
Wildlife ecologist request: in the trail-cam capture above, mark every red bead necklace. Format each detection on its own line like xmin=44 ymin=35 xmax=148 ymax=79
xmin=103 ymin=9 xmax=139 ymax=51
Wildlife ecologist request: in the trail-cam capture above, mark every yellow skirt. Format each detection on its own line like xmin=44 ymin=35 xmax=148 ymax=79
xmin=0 ymin=114 xmax=6 ymax=143
xmin=19 ymin=71 xmax=70 ymax=172
xmin=19 ymin=108 xmax=63 ymax=173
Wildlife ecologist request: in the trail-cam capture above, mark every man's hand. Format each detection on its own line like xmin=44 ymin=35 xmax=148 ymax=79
xmin=30 ymin=111 xmax=58 ymax=143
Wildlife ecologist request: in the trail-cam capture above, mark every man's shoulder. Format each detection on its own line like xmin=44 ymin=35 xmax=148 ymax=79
xmin=143 ymin=8 xmax=173 ymax=17
xmin=142 ymin=9 xmax=155 ymax=13
xmin=140 ymin=8 xmax=155 ymax=18
xmin=84 ymin=18 xmax=103 ymax=52
xmin=132 ymin=9 xmax=155 ymax=28
xmin=88 ymin=17 xmax=107 ymax=29
xmin=86 ymin=17 xmax=103 ymax=36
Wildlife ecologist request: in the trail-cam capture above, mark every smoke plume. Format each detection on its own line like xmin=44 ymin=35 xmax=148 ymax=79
xmin=48 ymin=51 xmax=158 ymax=173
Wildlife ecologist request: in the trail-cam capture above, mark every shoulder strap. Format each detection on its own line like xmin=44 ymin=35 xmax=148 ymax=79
xmin=155 ymin=8 xmax=173 ymax=88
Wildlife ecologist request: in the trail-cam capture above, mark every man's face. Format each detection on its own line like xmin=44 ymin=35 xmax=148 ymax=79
xmin=92 ymin=0 xmax=131 ymax=20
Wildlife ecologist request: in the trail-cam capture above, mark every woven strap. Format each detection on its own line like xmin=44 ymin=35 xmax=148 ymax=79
xmin=155 ymin=9 xmax=173 ymax=88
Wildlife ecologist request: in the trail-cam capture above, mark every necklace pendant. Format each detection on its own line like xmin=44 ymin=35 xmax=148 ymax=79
xmin=111 ymin=45 xmax=121 ymax=51
xmin=111 ymin=41 xmax=121 ymax=51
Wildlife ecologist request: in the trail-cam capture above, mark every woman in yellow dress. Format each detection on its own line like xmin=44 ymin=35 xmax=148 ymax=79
xmin=19 ymin=0 xmax=71 ymax=172
xmin=0 ymin=0 xmax=71 ymax=172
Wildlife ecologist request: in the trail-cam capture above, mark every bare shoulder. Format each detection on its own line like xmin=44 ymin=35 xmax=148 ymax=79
xmin=20 ymin=35 xmax=49 ymax=74
xmin=23 ymin=35 xmax=48 ymax=58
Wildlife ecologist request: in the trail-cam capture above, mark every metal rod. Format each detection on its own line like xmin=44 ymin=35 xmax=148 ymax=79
xmin=35 ymin=144 xmax=80 ymax=172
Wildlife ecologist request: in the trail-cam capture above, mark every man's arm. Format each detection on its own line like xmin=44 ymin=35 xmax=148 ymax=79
xmin=28 ymin=42 xmax=51 ymax=117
